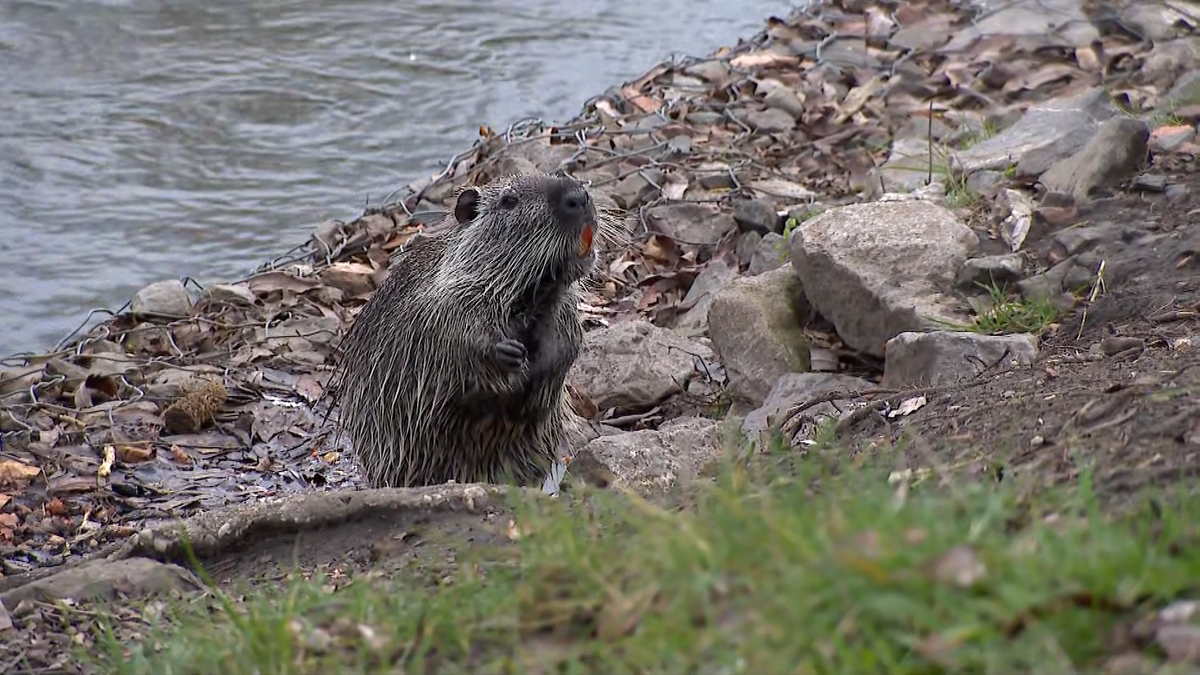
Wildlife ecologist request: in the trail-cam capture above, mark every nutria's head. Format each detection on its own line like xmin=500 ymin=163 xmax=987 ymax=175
xmin=438 ymin=172 xmax=601 ymax=299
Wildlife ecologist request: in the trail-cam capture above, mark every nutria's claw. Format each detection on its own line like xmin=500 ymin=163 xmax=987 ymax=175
xmin=493 ymin=338 xmax=528 ymax=371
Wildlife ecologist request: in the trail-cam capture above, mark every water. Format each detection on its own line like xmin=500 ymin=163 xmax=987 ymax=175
xmin=0 ymin=0 xmax=797 ymax=357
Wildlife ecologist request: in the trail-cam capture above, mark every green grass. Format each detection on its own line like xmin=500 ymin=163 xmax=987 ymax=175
xmin=87 ymin=431 xmax=1200 ymax=675
xmin=932 ymin=282 xmax=1062 ymax=336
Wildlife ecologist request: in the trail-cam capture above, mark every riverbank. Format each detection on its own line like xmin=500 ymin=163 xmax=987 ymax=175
xmin=3 ymin=0 xmax=1200 ymax=671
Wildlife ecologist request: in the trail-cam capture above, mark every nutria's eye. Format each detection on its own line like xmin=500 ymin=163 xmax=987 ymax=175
xmin=499 ymin=194 xmax=518 ymax=210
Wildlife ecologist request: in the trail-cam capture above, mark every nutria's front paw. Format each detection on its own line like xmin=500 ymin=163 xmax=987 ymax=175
xmin=492 ymin=338 xmax=528 ymax=372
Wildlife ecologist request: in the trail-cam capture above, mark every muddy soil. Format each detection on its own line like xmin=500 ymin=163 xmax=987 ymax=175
xmin=841 ymin=169 xmax=1200 ymax=503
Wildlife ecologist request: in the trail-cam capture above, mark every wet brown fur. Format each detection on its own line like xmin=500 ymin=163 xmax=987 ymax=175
xmin=333 ymin=171 xmax=619 ymax=488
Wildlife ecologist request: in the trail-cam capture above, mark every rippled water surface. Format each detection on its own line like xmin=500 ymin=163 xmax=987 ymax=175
xmin=0 ymin=0 xmax=796 ymax=355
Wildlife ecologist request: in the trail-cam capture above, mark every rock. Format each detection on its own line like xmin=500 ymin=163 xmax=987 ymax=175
xmin=1040 ymin=117 xmax=1149 ymax=201
xmin=1132 ymin=174 xmax=1169 ymax=193
xmin=1157 ymin=624 xmax=1200 ymax=665
xmin=732 ymin=198 xmax=779 ymax=235
xmin=996 ymin=188 xmax=1039 ymax=252
xmin=763 ymin=86 xmax=805 ymax=119
xmin=503 ymin=140 xmax=574 ymax=174
xmin=878 ymin=137 xmax=936 ymax=193
xmin=609 ymin=169 xmax=663 ymax=210
xmin=946 ymin=0 xmax=1098 ymax=51
xmin=494 ymin=154 xmax=539 ymax=179
xmin=748 ymin=233 xmax=788 ymax=276
xmin=569 ymin=320 xmax=712 ymax=415
xmin=675 ymin=259 xmax=738 ymax=332
xmin=1121 ymin=4 xmax=1195 ymax=41
xmin=881 ymin=331 xmax=1040 ymax=388
xmin=684 ymin=60 xmax=730 ymax=84
xmin=1165 ymin=70 xmax=1200 ymax=110
xmin=695 ymin=162 xmax=737 ymax=190
xmin=707 ymin=267 xmax=812 ymax=406
xmin=644 ymin=202 xmax=738 ymax=245
xmin=1050 ymin=223 xmax=1131 ymax=260
xmin=889 ymin=13 xmax=954 ymax=51
xmin=1144 ymin=40 xmax=1200 ymax=89
xmin=744 ymin=108 xmax=796 ymax=134
xmin=956 ymin=254 xmax=1025 ymax=290
xmin=1150 ymin=125 xmax=1196 ymax=154
xmin=966 ymin=170 xmax=1003 ymax=195
xmin=199 ymin=283 xmax=258 ymax=308
xmin=957 ymin=87 xmax=1117 ymax=175
xmin=736 ymin=231 xmax=763 ymax=267
xmin=130 ymin=280 xmax=193 ymax=319
xmin=0 ymin=557 xmax=203 ymax=608
xmin=686 ymin=111 xmax=725 ymax=126
xmin=569 ymin=417 xmax=723 ymax=497
xmin=1013 ymin=263 xmax=1082 ymax=312
xmin=741 ymin=372 xmax=875 ymax=447
xmin=789 ymin=200 xmax=978 ymax=358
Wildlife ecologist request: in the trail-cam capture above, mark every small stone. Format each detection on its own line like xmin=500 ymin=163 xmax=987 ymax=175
xmin=741 ymin=372 xmax=875 ymax=446
xmin=1051 ymin=225 xmax=1108 ymax=259
xmin=685 ymin=111 xmax=725 ymax=126
xmin=1121 ymin=3 xmax=1194 ymax=41
xmin=1040 ymin=117 xmax=1150 ymax=201
xmin=878 ymin=137 xmax=936 ymax=193
xmin=735 ymin=231 xmax=763 ymax=267
xmin=1030 ymin=435 xmax=1044 ymax=447
xmin=958 ymin=87 xmax=1118 ymax=175
xmin=1018 ymin=259 xmax=1075 ymax=301
xmin=732 ymin=198 xmax=780 ymax=235
xmin=748 ymin=233 xmax=788 ymax=276
xmin=609 ymin=169 xmax=663 ymax=210
xmin=744 ymin=108 xmax=796 ymax=134
xmin=694 ymin=162 xmax=736 ymax=190
xmin=568 ymin=321 xmax=712 ymax=415
xmin=889 ymin=13 xmax=954 ymax=51
xmin=1150 ymin=125 xmax=1196 ymax=154
xmin=882 ymin=331 xmax=1040 ymax=388
xmin=707 ymin=267 xmax=812 ymax=405
xmin=199 ymin=283 xmax=258 ymax=307
xmin=644 ymin=202 xmax=738 ymax=245
xmin=674 ymin=259 xmax=738 ymax=332
xmin=956 ymin=254 xmax=1025 ymax=290
xmin=966 ymin=170 xmax=1003 ymax=195
xmin=1099 ymin=336 xmax=1145 ymax=357
xmin=1157 ymin=624 xmax=1200 ymax=664
xmin=763 ymin=86 xmax=805 ymax=119
xmin=130 ymin=280 xmax=193 ymax=319
xmin=1132 ymin=174 xmax=1169 ymax=193
xmin=1165 ymin=71 xmax=1200 ymax=110
xmin=570 ymin=417 xmax=722 ymax=497
xmin=684 ymin=60 xmax=730 ymax=84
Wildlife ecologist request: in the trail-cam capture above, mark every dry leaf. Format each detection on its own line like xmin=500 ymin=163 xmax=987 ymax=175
xmin=0 ymin=460 xmax=41 ymax=485
xmin=98 ymin=445 xmax=116 ymax=478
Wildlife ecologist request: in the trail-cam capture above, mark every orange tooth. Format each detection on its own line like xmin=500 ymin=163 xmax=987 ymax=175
xmin=578 ymin=223 xmax=594 ymax=256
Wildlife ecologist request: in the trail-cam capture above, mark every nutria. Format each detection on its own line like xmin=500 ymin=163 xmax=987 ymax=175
xmin=334 ymin=171 xmax=607 ymax=489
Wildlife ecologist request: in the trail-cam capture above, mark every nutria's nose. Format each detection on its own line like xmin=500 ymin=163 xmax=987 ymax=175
xmin=550 ymin=179 xmax=592 ymax=224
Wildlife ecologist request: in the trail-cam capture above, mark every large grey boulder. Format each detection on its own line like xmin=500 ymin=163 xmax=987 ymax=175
xmin=789 ymin=200 xmax=977 ymax=358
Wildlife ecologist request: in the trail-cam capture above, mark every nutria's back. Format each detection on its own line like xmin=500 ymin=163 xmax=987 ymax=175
xmin=334 ymin=172 xmax=600 ymax=488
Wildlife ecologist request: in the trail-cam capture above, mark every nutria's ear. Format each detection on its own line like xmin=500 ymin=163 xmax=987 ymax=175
xmin=454 ymin=187 xmax=480 ymax=225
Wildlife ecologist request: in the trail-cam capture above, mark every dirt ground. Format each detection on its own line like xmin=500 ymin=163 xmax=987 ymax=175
xmin=835 ymin=168 xmax=1200 ymax=504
